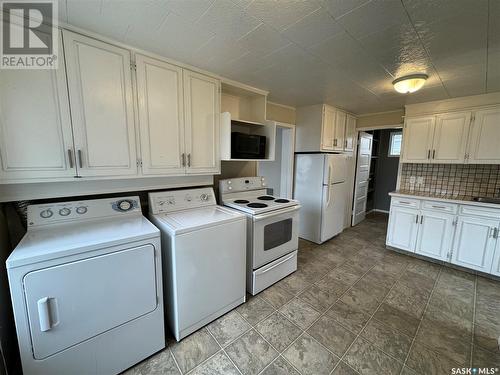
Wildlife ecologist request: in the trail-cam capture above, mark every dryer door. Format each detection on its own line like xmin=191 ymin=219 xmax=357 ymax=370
xmin=23 ymin=244 xmax=158 ymax=359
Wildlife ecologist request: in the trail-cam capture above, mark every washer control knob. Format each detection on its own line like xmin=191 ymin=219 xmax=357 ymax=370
xmin=59 ymin=208 xmax=71 ymax=216
xmin=117 ymin=200 xmax=133 ymax=211
xmin=40 ymin=209 xmax=53 ymax=218
xmin=200 ymin=193 xmax=209 ymax=201
xmin=76 ymin=206 xmax=87 ymax=214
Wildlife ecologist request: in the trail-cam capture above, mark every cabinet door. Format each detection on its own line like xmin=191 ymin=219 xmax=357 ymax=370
xmin=321 ymin=106 xmax=335 ymax=151
xmin=136 ymin=54 xmax=185 ymax=175
xmin=467 ymin=107 xmax=500 ymax=164
xmin=491 ymin=236 xmax=500 ymax=276
xmin=401 ymin=116 xmax=435 ymax=163
xmin=0 ymin=33 xmax=76 ymax=181
xmin=183 ymin=70 xmax=220 ymax=174
xmin=344 ymin=114 xmax=356 ymax=152
xmin=63 ymin=31 xmax=137 ymax=177
xmin=415 ymin=210 xmax=455 ymax=261
xmin=386 ymin=207 xmax=419 ymax=251
xmin=333 ymin=110 xmax=346 ymax=151
xmin=432 ymin=112 xmax=470 ymax=163
xmin=452 ymin=216 xmax=499 ymax=273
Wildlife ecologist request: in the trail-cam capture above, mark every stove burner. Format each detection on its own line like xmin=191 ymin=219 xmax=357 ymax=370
xmin=247 ymin=203 xmax=268 ymax=208
xmin=257 ymin=196 xmax=275 ymax=200
xmin=234 ymin=199 xmax=249 ymax=204
xmin=275 ymin=199 xmax=290 ymax=203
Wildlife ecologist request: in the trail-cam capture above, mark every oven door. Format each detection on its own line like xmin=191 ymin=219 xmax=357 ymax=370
xmin=252 ymin=205 xmax=300 ymax=269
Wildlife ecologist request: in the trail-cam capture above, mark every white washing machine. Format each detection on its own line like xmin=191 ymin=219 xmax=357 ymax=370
xmin=7 ymin=196 xmax=165 ymax=375
xmin=148 ymin=187 xmax=246 ymax=341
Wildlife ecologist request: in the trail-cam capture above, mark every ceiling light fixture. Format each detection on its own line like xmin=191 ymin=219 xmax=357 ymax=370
xmin=392 ymin=74 xmax=428 ymax=94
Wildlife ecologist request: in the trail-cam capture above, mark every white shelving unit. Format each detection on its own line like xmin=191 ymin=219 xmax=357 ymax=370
xmin=220 ymin=80 xmax=276 ymax=161
xmin=220 ymin=113 xmax=276 ymax=161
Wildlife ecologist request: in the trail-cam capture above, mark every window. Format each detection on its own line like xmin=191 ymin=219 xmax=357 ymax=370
xmin=388 ymin=131 xmax=402 ymax=157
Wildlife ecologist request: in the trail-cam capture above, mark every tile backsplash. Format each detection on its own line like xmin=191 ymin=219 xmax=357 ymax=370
xmin=400 ymin=164 xmax=500 ymax=198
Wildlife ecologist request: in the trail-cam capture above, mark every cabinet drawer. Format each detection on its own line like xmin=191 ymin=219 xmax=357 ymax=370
xmin=459 ymin=205 xmax=500 ymax=219
xmin=422 ymin=200 xmax=458 ymax=214
xmin=391 ymin=197 xmax=420 ymax=209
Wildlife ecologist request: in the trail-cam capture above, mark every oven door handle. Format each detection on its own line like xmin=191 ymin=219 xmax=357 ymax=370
xmin=253 ymin=205 xmax=301 ymax=221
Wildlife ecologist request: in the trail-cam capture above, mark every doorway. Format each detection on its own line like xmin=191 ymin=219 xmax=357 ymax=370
xmin=257 ymin=123 xmax=295 ymax=198
xmin=352 ymin=127 xmax=402 ymax=226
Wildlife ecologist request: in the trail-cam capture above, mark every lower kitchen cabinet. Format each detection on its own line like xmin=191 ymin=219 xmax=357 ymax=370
xmin=415 ymin=210 xmax=455 ymax=261
xmin=387 ymin=195 xmax=500 ymax=276
xmin=491 ymin=239 xmax=500 ymax=276
xmin=451 ymin=216 xmax=499 ymax=273
xmin=386 ymin=206 xmax=419 ymax=251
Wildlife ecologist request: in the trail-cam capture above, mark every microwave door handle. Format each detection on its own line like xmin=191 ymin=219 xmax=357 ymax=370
xmin=253 ymin=205 xmax=301 ymax=221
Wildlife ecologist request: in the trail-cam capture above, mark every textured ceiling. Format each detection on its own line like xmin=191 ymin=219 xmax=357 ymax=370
xmin=58 ymin=0 xmax=500 ymax=114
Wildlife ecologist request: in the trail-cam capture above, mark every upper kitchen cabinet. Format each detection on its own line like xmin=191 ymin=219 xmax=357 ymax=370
xmin=332 ymin=109 xmax=346 ymax=152
xmin=432 ymin=112 xmax=470 ymax=163
xmin=296 ymin=104 xmax=355 ymax=153
xmin=183 ymin=70 xmax=220 ymax=174
xmin=467 ymin=107 xmax=500 ymax=164
xmin=344 ymin=114 xmax=356 ymax=152
xmin=220 ymin=81 xmax=276 ymax=161
xmin=0 ymin=32 xmax=76 ymax=182
xmin=401 ymin=116 xmax=435 ymax=163
xmin=135 ymin=54 xmax=185 ymax=176
xmin=63 ymin=30 xmax=137 ymax=177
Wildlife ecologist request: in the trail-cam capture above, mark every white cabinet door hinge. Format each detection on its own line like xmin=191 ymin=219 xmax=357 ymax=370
xmin=130 ymin=62 xmax=137 ymax=70
xmin=136 ymin=159 xmax=142 ymax=167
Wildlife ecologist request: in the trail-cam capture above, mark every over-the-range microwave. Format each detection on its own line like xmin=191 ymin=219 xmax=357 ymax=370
xmin=231 ymin=132 xmax=267 ymax=159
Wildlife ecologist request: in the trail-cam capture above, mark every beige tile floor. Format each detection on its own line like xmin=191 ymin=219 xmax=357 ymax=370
xmin=124 ymin=213 xmax=500 ymax=375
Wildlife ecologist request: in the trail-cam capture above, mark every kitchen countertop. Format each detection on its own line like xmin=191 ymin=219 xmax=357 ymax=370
xmin=389 ymin=190 xmax=500 ymax=209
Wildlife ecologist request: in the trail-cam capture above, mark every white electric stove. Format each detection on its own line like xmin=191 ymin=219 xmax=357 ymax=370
xmin=220 ymin=177 xmax=301 ymax=295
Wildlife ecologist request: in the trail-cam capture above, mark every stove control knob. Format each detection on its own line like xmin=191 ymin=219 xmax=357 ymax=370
xmin=262 ymin=182 xmax=266 ymax=186
xmin=40 ymin=209 xmax=53 ymax=218
xmin=76 ymin=206 xmax=87 ymax=214
xmin=185 ymin=195 xmax=192 ymax=202
xmin=227 ymin=180 xmax=232 ymax=184
xmin=59 ymin=208 xmax=71 ymax=216
xmin=228 ymin=186 xmax=232 ymax=190
xmin=117 ymin=200 xmax=133 ymax=211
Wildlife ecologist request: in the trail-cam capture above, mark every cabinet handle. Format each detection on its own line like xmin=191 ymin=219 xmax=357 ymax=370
xmin=420 ymin=215 xmax=423 ymax=224
xmin=432 ymin=150 xmax=436 ymax=159
xmin=344 ymin=139 xmax=347 ymax=148
xmin=187 ymin=153 xmax=191 ymax=167
xmin=399 ymin=201 xmax=411 ymax=205
xmin=67 ymin=149 xmax=74 ymax=168
xmin=493 ymin=228 xmax=499 ymax=239
xmin=427 ymin=150 xmax=430 ymax=159
xmin=181 ymin=153 xmax=185 ymax=167
xmin=77 ymin=149 xmax=83 ymax=168
xmin=333 ymin=139 xmax=337 ymax=147
xmin=415 ymin=215 xmax=419 ymax=224
xmin=431 ymin=205 xmax=446 ymax=209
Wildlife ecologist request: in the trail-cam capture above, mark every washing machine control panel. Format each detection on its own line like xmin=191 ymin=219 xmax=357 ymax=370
xmin=149 ymin=188 xmax=216 ymax=214
xmin=28 ymin=196 xmax=141 ymax=227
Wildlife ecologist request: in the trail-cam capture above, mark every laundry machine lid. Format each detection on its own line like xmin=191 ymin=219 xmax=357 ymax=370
xmin=154 ymin=206 xmax=245 ymax=234
xmin=7 ymin=216 xmax=159 ymax=268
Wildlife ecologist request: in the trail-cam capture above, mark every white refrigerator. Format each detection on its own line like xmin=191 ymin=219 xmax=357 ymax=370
xmin=294 ymin=153 xmax=347 ymax=244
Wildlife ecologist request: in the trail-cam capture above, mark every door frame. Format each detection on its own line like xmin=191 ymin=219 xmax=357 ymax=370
xmin=256 ymin=122 xmax=296 ymax=198
xmin=348 ymin=124 xmax=403 ymax=227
